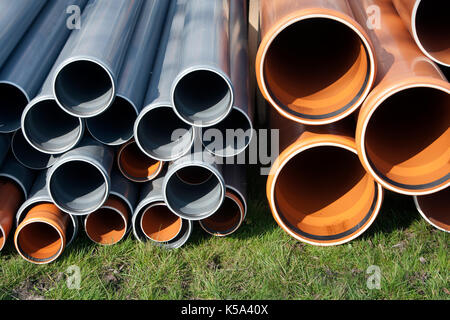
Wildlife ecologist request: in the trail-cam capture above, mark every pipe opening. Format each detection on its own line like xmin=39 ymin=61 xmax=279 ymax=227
xmin=140 ymin=202 xmax=182 ymax=242
xmin=200 ymin=191 xmax=244 ymax=236
xmin=136 ymin=106 xmax=194 ymax=160
xmin=416 ymin=188 xmax=449 ymax=231
xmin=173 ymin=70 xmax=233 ymax=126
xmin=12 ymin=130 xmax=58 ymax=169
xmin=16 ymin=222 xmax=63 ymax=263
xmin=165 ymin=165 xmax=224 ymax=219
xmin=202 ymin=108 xmax=252 ymax=157
xmin=263 ymin=18 xmax=370 ymax=120
xmin=23 ymin=99 xmax=82 ymax=153
xmin=87 ymin=96 xmax=137 ymax=145
xmin=0 ymin=83 xmax=28 ymax=132
xmin=365 ymin=87 xmax=450 ymax=190
xmin=414 ymin=0 xmax=450 ymax=65
xmin=118 ymin=141 xmax=162 ymax=182
xmin=0 ymin=178 xmax=24 ymax=249
xmin=85 ymin=197 xmax=128 ymax=245
xmin=274 ymin=146 xmax=377 ymax=242
xmin=54 ymin=60 xmax=114 ymax=117
xmin=50 ymin=160 xmax=108 ymax=214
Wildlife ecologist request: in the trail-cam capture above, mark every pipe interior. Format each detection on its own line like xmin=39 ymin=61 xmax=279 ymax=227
xmin=173 ymin=70 xmax=232 ymax=125
xmin=203 ymin=108 xmax=252 ymax=156
xmin=54 ymin=60 xmax=113 ymax=116
xmin=137 ymin=106 xmax=194 ymax=160
xmin=274 ymin=146 xmax=376 ymax=239
xmin=166 ymin=165 xmax=223 ymax=218
xmin=50 ymin=160 xmax=108 ymax=214
xmin=365 ymin=87 xmax=450 ymax=187
xmin=85 ymin=207 xmax=126 ymax=245
xmin=12 ymin=130 xmax=58 ymax=169
xmin=141 ymin=203 xmax=182 ymax=242
xmin=87 ymin=96 xmax=137 ymax=145
xmin=417 ymin=187 xmax=449 ymax=231
xmin=200 ymin=192 xmax=243 ymax=235
xmin=415 ymin=0 xmax=450 ymax=65
xmin=17 ymin=222 xmax=62 ymax=262
xmin=23 ymin=99 xmax=81 ymax=153
xmin=264 ymin=18 xmax=369 ymax=118
xmin=118 ymin=142 xmax=161 ymax=181
xmin=0 ymin=83 xmax=28 ymax=132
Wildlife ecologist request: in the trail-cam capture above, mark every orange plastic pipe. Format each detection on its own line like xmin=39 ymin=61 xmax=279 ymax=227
xmin=414 ymin=187 xmax=449 ymax=232
xmin=267 ymin=109 xmax=383 ymax=245
xmin=0 ymin=179 xmax=24 ymax=250
xmin=14 ymin=203 xmax=68 ymax=264
xmin=200 ymin=190 xmax=245 ymax=236
xmin=392 ymin=0 xmax=450 ymax=67
xmin=117 ymin=139 xmax=163 ymax=182
xmin=255 ymin=0 xmax=377 ymax=125
xmin=85 ymin=195 xmax=129 ymax=245
xmin=350 ymin=0 xmax=450 ymax=195
xmin=140 ymin=201 xmax=182 ymax=243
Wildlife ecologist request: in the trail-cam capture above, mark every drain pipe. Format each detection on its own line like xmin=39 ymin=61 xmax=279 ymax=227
xmin=15 ymin=170 xmax=78 ymax=264
xmin=163 ymin=148 xmax=225 ymax=220
xmin=135 ymin=0 xmax=195 ymax=161
xmin=85 ymin=169 xmax=138 ymax=245
xmin=0 ymin=154 xmax=35 ymax=250
xmin=392 ymin=0 xmax=449 ymax=67
xmin=267 ymin=109 xmax=384 ymax=246
xmin=0 ymin=0 xmax=46 ymax=68
xmin=0 ymin=0 xmax=87 ymax=133
xmin=117 ymin=140 xmax=164 ymax=183
xmin=202 ymin=0 xmax=254 ymax=157
xmin=86 ymin=0 xmax=170 ymax=146
xmin=133 ymin=173 xmax=192 ymax=249
xmin=200 ymin=164 xmax=247 ymax=236
xmin=414 ymin=188 xmax=449 ymax=233
xmin=47 ymin=136 xmax=114 ymax=215
xmin=11 ymin=130 xmax=60 ymax=170
xmin=256 ymin=0 xmax=376 ymax=125
xmin=52 ymin=0 xmax=143 ymax=117
xmin=350 ymin=0 xmax=450 ymax=195
xmin=171 ymin=0 xmax=234 ymax=127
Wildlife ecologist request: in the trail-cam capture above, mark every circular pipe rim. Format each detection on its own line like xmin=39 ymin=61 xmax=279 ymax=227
xmin=163 ymin=162 xmax=226 ymax=220
xmin=47 ymin=157 xmax=111 ymax=215
xmin=84 ymin=203 xmax=128 ymax=245
xmin=357 ymin=81 xmax=450 ymax=196
xmin=413 ymin=194 xmax=449 ymax=233
xmin=139 ymin=202 xmax=183 ymax=243
xmin=21 ymin=96 xmax=85 ymax=154
xmin=52 ymin=57 xmax=116 ymax=118
xmin=171 ymin=66 xmax=234 ymax=128
xmin=268 ymin=142 xmax=383 ymax=246
xmin=256 ymin=11 xmax=376 ymax=125
xmin=0 ymin=81 xmax=30 ymax=133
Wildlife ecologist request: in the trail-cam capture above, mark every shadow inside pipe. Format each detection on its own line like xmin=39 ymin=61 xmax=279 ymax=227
xmin=0 ymin=83 xmax=28 ymax=132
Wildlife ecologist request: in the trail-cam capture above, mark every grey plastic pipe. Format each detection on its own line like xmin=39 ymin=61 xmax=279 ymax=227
xmin=132 ymin=173 xmax=192 ymax=249
xmin=171 ymin=0 xmax=234 ymax=127
xmin=84 ymin=169 xmax=138 ymax=245
xmin=0 ymin=0 xmax=46 ymax=69
xmin=86 ymin=0 xmax=170 ymax=145
xmin=0 ymin=0 xmax=87 ymax=133
xmin=200 ymin=164 xmax=247 ymax=236
xmin=0 ymin=153 xmax=35 ymax=200
xmin=11 ymin=130 xmax=60 ymax=170
xmin=47 ymin=136 xmax=114 ymax=215
xmin=135 ymin=0 xmax=195 ymax=161
xmin=202 ymin=0 xmax=254 ymax=157
xmin=53 ymin=0 xmax=143 ymax=117
xmin=163 ymin=148 xmax=225 ymax=220
xmin=16 ymin=170 xmax=79 ymax=251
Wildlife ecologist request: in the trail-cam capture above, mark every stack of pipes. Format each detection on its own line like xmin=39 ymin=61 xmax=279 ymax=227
xmin=0 ymin=0 xmax=252 ymax=264
xmin=256 ymin=0 xmax=449 ymax=245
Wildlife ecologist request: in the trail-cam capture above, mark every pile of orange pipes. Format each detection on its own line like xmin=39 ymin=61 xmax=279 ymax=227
xmin=257 ymin=0 xmax=449 ymax=245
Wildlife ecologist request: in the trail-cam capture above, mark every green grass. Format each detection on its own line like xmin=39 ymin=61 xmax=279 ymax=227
xmin=0 ymin=165 xmax=448 ymax=300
